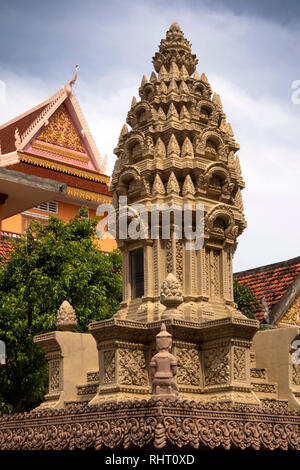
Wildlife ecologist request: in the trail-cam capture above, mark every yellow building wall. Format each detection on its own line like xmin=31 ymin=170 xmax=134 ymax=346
xmin=2 ymin=214 xmax=22 ymax=234
xmin=2 ymin=200 xmax=117 ymax=253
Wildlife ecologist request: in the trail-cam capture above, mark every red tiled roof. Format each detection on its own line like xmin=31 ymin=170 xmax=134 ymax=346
xmin=0 ymin=105 xmax=48 ymax=154
xmin=0 ymin=238 xmax=16 ymax=262
xmin=234 ymin=256 xmax=300 ymax=322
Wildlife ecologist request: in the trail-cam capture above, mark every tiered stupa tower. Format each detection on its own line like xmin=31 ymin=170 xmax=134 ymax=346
xmin=89 ymin=23 xmax=258 ymax=405
xmin=110 ymin=22 xmax=246 ymax=323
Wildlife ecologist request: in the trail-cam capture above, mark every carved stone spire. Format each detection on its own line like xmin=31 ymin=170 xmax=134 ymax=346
xmin=153 ymin=22 xmax=198 ymax=75
xmin=110 ymin=22 xmax=246 ymax=324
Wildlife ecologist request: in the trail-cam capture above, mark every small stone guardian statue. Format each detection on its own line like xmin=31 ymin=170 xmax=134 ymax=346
xmin=150 ymin=323 xmax=178 ymax=400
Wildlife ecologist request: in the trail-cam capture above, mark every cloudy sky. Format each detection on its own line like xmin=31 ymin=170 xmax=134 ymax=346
xmin=0 ymin=0 xmax=299 ymax=272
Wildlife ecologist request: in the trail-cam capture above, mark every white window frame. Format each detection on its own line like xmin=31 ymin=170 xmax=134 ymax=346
xmin=34 ymin=201 xmax=58 ymax=214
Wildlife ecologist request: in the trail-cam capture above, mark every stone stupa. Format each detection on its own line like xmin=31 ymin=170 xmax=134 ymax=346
xmin=89 ymin=22 xmax=259 ymax=406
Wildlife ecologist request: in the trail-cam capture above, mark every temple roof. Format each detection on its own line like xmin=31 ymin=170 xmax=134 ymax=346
xmin=0 ymin=67 xmax=107 ymax=178
xmin=0 ymin=102 xmax=50 ymax=155
xmin=234 ymin=256 xmax=300 ymax=322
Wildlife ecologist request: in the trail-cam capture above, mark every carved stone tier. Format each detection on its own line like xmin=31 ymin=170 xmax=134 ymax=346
xmin=89 ymin=316 xmax=259 ymax=405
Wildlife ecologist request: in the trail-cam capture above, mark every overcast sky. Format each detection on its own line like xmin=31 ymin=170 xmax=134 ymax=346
xmin=0 ymin=0 xmax=299 ymax=272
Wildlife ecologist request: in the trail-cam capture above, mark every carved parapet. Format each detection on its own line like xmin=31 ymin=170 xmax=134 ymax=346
xmin=2 ymin=400 xmax=300 ymax=450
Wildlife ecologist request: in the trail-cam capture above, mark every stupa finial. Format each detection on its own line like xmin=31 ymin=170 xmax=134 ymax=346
xmin=169 ymin=21 xmax=182 ymax=32
xmin=153 ymin=22 xmax=198 ymax=75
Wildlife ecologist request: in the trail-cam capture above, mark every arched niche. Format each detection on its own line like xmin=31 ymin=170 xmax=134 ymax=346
xmin=197 ymin=101 xmax=214 ymax=124
xmin=202 ymin=131 xmax=225 ymax=161
xmin=118 ymin=166 xmax=142 ymax=197
xmin=125 ymin=135 xmax=144 ymax=163
xmin=193 ymin=81 xmax=205 ymax=96
xmin=205 ymin=204 xmax=235 ymax=239
xmin=134 ymin=102 xmax=152 ymax=126
xmin=205 ymin=163 xmax=230 ymax=191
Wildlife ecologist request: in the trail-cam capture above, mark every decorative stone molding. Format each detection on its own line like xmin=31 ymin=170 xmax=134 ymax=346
xmin=250 ymin=368 xmax=266 ymax=380
xmin=292 ymin=364 xmax=300 ymax=386
xmin=2 ymin=400 xmax=300 ymax=451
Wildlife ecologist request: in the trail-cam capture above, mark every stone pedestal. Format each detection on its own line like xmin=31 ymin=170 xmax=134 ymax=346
xmin=89 ymin=315 xmax=259 ymax=405
xmin=34 ymin=331 xmax=98 ymax=409
xmin=253 ymin=327 xmax=300 ymax=409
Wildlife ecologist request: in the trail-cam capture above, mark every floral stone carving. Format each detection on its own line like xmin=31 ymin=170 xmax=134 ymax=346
xmin=118 ymin=348 xmax=148 ymax=386
xmin=160 ymin=273 xmax=183 ymax=319
xmin=176 ymin=347 xmax=201 ymax=386
xmin=203 ymin=345 xmax=230 ymax=386
xmin=56 ymin=300 xmax=78 ymax=331
xmin=2 ymin=400 xmax=300 ymax=451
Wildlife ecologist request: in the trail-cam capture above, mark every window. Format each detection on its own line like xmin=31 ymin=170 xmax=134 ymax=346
xmin=130 ymin=249 xmax=144 ymax=299
xmin=35 ymin=201 xmax=58 ymax=213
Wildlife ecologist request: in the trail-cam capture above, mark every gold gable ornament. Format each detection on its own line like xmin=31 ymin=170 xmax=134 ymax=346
xmin=37 ymin=104 xmax=85 ymax=154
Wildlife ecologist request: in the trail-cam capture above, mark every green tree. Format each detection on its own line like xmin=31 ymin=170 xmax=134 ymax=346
xmin=233 ymin=279 xmax=259 ymax=320
xmin=0 ymin=211 xmax=122 ymax=414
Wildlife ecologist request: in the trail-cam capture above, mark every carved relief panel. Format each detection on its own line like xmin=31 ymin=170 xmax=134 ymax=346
xmin=118 ymin=347 xmax=149 ymax=386
xmin=103 ymin=350 xmax=116 ymax=384
xmin=49 ymin=359 xmax=61 ymax=392
xmin=203 ymin=343 xmax=230 ymax=387
xmin=176 ymin=345 xmax=202 ymax=387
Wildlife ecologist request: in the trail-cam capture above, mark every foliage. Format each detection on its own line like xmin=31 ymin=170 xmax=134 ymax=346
xmin=0 ymin=213 xmax=122 ymax=414
xmin=233 ymin=279 xmax=259 ymax=321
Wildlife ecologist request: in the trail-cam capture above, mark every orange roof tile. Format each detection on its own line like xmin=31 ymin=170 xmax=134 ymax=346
xmin=0 ymin=237 xmax=16 ymax=262
xmin=234 ymin=256 xmax=300 ymax=322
